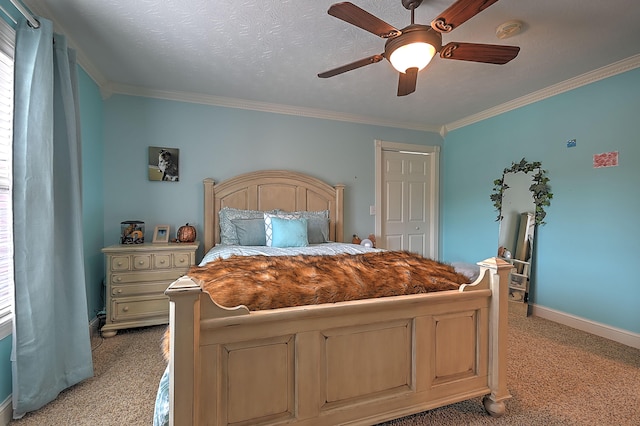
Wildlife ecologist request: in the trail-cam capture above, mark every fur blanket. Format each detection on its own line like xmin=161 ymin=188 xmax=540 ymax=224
xmin=162 ymin=251 xmax=469 ymax=360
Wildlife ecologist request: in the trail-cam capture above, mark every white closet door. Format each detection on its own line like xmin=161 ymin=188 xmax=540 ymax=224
xmin=376 ymin=141 xmax=439 ymax=258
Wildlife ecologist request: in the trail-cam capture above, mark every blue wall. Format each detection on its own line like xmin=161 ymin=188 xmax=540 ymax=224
xmin=103 ymin=95 xmax=442 ymax=251
xmin=79 ymin=68 xmax=105 ymax=319
xmin=442 ymin=67 xmax=640 ymax=334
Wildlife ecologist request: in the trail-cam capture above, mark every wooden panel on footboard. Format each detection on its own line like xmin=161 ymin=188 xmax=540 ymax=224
xmin=165 ymin=258 xmax=512 ymax=426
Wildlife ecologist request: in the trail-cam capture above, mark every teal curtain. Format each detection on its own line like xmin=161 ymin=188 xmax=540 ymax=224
xmin=11 ymin=17 xmax=93 ymax=418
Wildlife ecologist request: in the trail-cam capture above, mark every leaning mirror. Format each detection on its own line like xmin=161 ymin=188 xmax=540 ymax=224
xmin=491 ymin=159 xmax=552 ymax=315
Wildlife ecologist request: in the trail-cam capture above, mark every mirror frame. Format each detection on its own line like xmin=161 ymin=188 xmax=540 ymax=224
xmin=491 ymin=158 xmax=553 ymax=225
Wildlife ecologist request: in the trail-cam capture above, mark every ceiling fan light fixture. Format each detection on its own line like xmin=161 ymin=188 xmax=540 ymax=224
xmin=389 ymin=42 xmax=436 ymax=73
xmin=385 ymin=25 xmax=442 ymax=74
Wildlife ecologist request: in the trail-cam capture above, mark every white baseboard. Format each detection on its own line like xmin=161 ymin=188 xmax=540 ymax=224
xmin=1 ymin=395 xmax=11 ymax=426
xmin=531 ymin=304 xmax=640 ymax=350
xmin=89 ymin=316 xmax=101 ymax=338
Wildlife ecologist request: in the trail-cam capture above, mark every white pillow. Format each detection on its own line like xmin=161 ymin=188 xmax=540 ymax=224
xmin=264 ymin=212 xmax=299 ymax=246
xmin=452 ymin=262 xmax=480 ymax=282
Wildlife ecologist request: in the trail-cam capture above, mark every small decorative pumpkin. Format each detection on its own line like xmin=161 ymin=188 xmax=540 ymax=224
xmin=177 ymin=223 xmax=196 ymax=243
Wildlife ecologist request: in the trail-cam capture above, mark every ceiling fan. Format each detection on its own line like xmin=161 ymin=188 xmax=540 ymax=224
xmin=318 ymin=0 xmax=520 ymax=96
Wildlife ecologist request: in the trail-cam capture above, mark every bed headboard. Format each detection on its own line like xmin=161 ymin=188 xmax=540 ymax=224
xmin=203 ymin=170 xmax=345 ymax=252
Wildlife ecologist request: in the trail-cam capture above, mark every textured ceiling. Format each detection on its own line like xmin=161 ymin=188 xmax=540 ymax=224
xmin=22 ymin=0 xmax=640 ymax=132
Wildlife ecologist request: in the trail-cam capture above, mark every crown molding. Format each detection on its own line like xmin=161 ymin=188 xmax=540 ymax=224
xmin=106 ymin=54 xmax=640 ymax=136
xmin=107 ymin=82 xmax=442 ymax=133
xmin=444 ymin=54 xmax=640 ymax=133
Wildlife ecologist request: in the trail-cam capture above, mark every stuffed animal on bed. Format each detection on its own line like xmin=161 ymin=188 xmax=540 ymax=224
xmin=368 ymin=234 xmax=376 ymax=248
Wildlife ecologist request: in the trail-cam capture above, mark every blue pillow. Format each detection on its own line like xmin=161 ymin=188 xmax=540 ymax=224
xmin=306 ymin=217 xmax=330 ymax=244
xmin=270 ymin=217 xmax=308 ymax=248
xmin=219 ymin=207 xmax=277 ymax=245
xmin=231 ymin=218 xmax=266 ymax=246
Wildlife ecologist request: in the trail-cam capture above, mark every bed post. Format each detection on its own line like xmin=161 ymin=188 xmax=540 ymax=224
xmin=478 ymin=257 xmax=513 ymax=417
xmin=165 ymin=276 xmax=202 ymax=426
xmin=203 ymin=178 xmax=215 ymax=253
xmin=335 ymin=184 xmax=345 ymax=243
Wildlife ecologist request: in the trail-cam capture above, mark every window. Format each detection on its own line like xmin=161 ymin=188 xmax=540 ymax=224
xmin=0 ymin=18 xmax=14 ymax=338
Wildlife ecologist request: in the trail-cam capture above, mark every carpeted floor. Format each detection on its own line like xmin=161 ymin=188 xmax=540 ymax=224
xmin=10 ymin=325 xmax=167 ymax=426
xmin=10 ymin=312 xmax=640 ymax=425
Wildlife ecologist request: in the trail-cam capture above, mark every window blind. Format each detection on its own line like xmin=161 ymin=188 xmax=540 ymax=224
xmin=0 ymin=18 xmax=14 ymax=325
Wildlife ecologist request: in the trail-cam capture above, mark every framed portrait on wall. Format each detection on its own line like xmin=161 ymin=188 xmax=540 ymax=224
xmin=148 ymin=146 xmax=179 ymax=181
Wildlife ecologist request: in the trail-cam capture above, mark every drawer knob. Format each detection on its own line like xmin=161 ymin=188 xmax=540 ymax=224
xmin=122 ymin=306 xmax=129 ymax=312
xmin=138 ymin=260 xmax=144 ymax=265
xmin=116 ymin=261 xmax=123 ymax=267
xmin=179 ymin=258 xmax=185 ymax=263
xmin=115 ymin=277 xmax=122 ymax=282
xmin=160 ymin=259 xmax=166 ymax=264
xmin=117 ymin=289 xmax=123 ymax=294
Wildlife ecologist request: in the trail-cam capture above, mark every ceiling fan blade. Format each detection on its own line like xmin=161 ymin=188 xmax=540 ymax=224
xmin=440 ymin=42 xmax=520 ymax=64
xmin=318 ymin=54 xmax=384 ymax=78
xmin=431 ymin=0 xmax=499 ymax=33
xmin=328 ymin=2 xmax=401 ymax=38
xmin=397 ymin=67 xmax=418 ymax=96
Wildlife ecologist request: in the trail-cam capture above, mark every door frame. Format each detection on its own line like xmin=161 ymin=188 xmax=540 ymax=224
xmin=374 ymin=140 xmax=440 ymax=258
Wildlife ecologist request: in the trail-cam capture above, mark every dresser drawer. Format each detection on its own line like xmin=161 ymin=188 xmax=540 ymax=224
xmin=111 ymin=255 xmax=131 ymax=271
xmin=111 ymin=269 xmax=186 ymax=285
xmin=154 ymin=254 xmax=172 ymax=269
xmin=111 ymin=281 xmax=172 ymax=297
xmin=132 ymin=254 xmax=152 ymax=270
xmin=111 ymin=296 xmax=169 ymax=322
xmin=173 ymin=252 xmax=192 ymax=268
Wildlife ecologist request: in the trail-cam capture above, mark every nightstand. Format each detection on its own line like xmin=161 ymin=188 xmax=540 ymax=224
xmin=101 ymin=242 xmax=199 ymax=337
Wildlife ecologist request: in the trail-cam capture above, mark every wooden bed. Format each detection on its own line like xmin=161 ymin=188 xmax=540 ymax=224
xmin=164 ymin=170 xmax=512 ymax=425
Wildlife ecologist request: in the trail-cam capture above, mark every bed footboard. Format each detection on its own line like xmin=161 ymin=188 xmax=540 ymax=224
xmin=165 ymin=257 xmax=512 ymax=425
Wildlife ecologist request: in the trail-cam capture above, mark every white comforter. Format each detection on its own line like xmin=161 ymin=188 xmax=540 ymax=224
xmin=198 ymin=242 xmax=383 ymax=266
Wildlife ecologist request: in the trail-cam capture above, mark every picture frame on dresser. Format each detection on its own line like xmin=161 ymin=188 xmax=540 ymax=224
xmin=152 ymin=225 xmax=170 ymax=244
